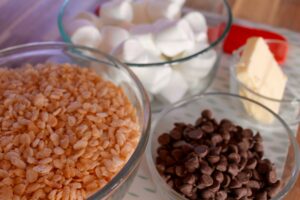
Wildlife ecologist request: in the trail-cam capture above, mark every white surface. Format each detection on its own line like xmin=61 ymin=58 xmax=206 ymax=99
xmin=101 ymin=0 xmax=133 ymax=22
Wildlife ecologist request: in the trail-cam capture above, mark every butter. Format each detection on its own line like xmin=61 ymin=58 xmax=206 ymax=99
xmin=237 ymin=37 xmax=288 ymax=123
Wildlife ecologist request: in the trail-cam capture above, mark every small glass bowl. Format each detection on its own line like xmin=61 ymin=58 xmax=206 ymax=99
xmin=146 ymin=92 xmax=299 ymax=200
xmin=0 ymin=42 xmax=151 ymax=200
xmin=58 ymin=0 xmax=232 ymax=111
xmin=230 ymin=39 xmax=300 ymax=126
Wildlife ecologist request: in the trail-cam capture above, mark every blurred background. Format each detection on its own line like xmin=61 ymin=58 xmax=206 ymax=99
xmin=0 ymin=0 xmax=299 ymax=49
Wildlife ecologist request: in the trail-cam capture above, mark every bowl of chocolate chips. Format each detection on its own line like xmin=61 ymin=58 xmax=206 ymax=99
xmin=146 ymin=92 xmax=300 ymax=200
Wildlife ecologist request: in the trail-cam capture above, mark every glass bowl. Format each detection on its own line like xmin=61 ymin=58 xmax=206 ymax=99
xmin=0 ymin=42 xmax=151 ymax=200
xmin=146 ymin=92 xmax=299 ymax=200
xmin=58 ymin=0 xmax=232 ymax=111
xmin=230 ymin=39 xmax=300 ymax=126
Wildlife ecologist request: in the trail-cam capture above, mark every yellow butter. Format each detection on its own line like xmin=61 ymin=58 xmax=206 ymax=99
xmin=237 ymin=37 xmax=287 ymax=123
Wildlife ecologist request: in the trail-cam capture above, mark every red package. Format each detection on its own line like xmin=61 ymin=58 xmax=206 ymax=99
xmin=222 ymin=24 xmax=288 ymax=64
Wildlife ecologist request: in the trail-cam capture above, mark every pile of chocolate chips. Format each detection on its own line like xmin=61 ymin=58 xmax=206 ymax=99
xmin=156 ymin=110 xmax=281 ymax=200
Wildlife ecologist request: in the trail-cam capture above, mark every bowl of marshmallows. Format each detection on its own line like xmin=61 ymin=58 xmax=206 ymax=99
xmin=58 ymin=0 xmax=232 ymax=111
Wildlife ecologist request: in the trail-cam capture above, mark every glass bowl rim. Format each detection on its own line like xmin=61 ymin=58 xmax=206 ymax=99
xmin=0 ymin=41 xmax=152 ymax=199
xmin=230 ymin=39 xmax=299 ymax=103
xmin=146 ymin=92 xmax=300 ymax=200
xmin=57 ymin=0 xmax=233 ymax=67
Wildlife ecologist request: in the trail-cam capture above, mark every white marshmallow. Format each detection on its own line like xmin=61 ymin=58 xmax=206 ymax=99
xmin=98 ymin=26 xmax=130 ymax=53
xmin=112 ymin=38 xmax=147 ymax=62
xmin=156 ymin=70 xmax=188 ymax=104
xmin=168 ymin=0 xmax=186 ymax=6
xmin=101 ymin=0 xmax=133 ymax=23
xmin=132 ymin=0 xmax=151 ymax=24
xmin=153 ymin=19 xmax=195 ymax=58
xmin=175 ymin=47 xmax=217 ymax=89
xmin=71 ymin=26 xmax=101 ymax=49
xmin=146 ymin=0 xmax=182 ymax=22
xmin=130 ymin=24 xmax=161 ymax=56
xmin=68 ymin=19 xmax=94 ymax=36
xmin=131 ymin=65 xmax=172 ymax=94
xmin=183 ymin=12 xmax=208 ymax=43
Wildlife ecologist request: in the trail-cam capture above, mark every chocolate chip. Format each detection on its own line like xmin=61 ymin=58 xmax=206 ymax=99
xmin=156 ymin=164 xmax=165 ymax=173
xmin=229 ymin=178 xmax=242 ymax=189
xmin=228 ymin=153 xmax=241 ymax=163
xmin=170 ymin=129 xmax=182 ymax=141
xmin=257 ymin=161 xmax=271 ymax=174
xmin=207 ymin=180 xmax=220 ymax=192
xmin=236 ymin=172 xmax=250 ymax=184
xmin=267 ymin=180 xmax=281 ymax=198
xmin=222 ymin=131 xmax=231 ymax=142
xmin=210 ymin=146 xmax=222 ymax=155
xmin=247 ymin=180 xmax=260 ymax=189
xmin=228 ymin=144 xmax=239 ymax=154
xmin=174 ymin=178 xmax=182 ymax=189
xmin=239 ymin=157 xmax=248 ymax=171
xmin=252 ymin=170 xmax=262 ymax=181
xmin=208 ymin=155 xmax=220 ymax=164
xmin=254 ymin=133 xmax=263 ymax=142
xmin=211 ymin=134 xmax=223 ymax=146
xmin=157 ymin=148 xmax=169 ymax=160
xmin=256 ymin=191 xmax=267 ymax=200
xmin=171 ymin=149 xmax=184 ymax=161
xmin=189 ymin=191 xmax=198 ymax=200
xmin=165 ymin=166 xmax=175 ymax=174
xmin=201 ymin=122 xmax=214 ymax=133
xmin=216 ymin=190 xmax=227 ymax=200
xmin=238 ymin=141 xmax=250 ymax=152
xmin=194 ymin=145 xmax=208 ymax=158
xmin=246 ymin=187 xmax=252 ymax=197
xmin=242 ymin=129 xmax=253 ymax=138
xmin=173 ymin=140 xmax=193 ymax=153
xmin=179 ymin=184 xmax=193 ymax=197
xmin=222 ymin=174 xmax=231 ymax=187
xmin=234 ymin=187 xmax=248 ymax=199
xmin=246 ymin=158 xmax=257 ymax=169
xmin=213 ymin=171 xmax=224 ymax=183
xmin=220 ymin=119 xmax=233 ymax=130
xmin=198 ymin=174 xmax=214 ymax=188
xmin=200 ymin=161 xmax=214 ymax=175
xmin=165 ymin=155 xmax=176 ymax=166
xmin=183 ymin=174 xmax=196 ymax=185
xmin=175 ymin=165 xmax=185 ymax=177
xmin=202 ymin=109 xmax=213 ymax=119
xmin=254 ymin=142 xmax=264 ymax=153
xmin=158 ymin=133 xmax=171 ymax=145
xmin=187 ymin=129 xmax=204 ymax=140
xmin=267 ymin=168 xmax=277 ymax=184
xmin=201 ymin=189 xmax=215 ymax=199
xmin=185 ymin=153 xmax=199 ymax=173
xmin=216 ymin=160 xmax=227 ymax=172
xmin=228 ymin=163 xmax=239 ymax=176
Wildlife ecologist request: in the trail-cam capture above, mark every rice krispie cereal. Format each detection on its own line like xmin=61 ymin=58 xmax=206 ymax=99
xmin=0 ymin=63 xmax=140 ymax=199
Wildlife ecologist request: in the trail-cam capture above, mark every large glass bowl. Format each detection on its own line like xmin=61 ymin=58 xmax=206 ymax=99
xmin=58 ymin=0 xmax=232 ymax=111
xmin=0 ymin=42 xmax=151 ymax=200
xmin=146 ymin=92 xmax=299 ymax=200
xmin=230 ymin=39 xmax=300 ymax=126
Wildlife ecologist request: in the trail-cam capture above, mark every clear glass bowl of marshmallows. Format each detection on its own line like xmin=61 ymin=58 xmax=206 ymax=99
xmin=58 ymin=0 xmax=232 ymax=111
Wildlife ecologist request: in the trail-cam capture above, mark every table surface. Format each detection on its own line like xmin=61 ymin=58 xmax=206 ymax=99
xmin=0 ymin=0 xmax=299 ymax=199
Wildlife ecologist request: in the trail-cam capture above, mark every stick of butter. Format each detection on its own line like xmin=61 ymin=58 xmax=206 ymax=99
xmin=237 ymin=37 xmax=288 ymax=123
